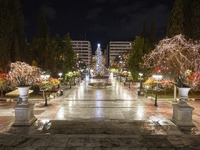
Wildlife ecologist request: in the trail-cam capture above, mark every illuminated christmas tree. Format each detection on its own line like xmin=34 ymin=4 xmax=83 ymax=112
xmin=94 ymin=44 xmax=105 ymax=76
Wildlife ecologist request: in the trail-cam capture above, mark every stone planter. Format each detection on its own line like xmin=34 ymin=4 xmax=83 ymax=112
xmin=172 ymin=87 xmax=194 ymax=127
xmin=17 ymin=86 xmax=30 ymax=104
xmin=13 ymin=103 xmax=37 ymax=126
xmin=178 ymin=87 xmax=191 ymax=100
xmin=13 ymin=86 xmax=37 ymax=126
xmin=172 ymin=103 xmax=194 ymax=126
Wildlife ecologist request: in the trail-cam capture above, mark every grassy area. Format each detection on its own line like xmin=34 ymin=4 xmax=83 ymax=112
xmin=29 ymin=91 xmax=57 ymax=99
xmin=144 ymin=89 xmax=200 ymax=99
xmin=3 ymin=91 xmax=55 ymax=100
xmin=29 ymin=93 xmax=45 ymax=99
xmin=188 ymin=91 xmax=200 ymax=99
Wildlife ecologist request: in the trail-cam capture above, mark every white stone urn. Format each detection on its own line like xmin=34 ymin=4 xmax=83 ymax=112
xmin=17 ymin=86 xmax=31 ymax=104
xmin=172 ymin=87 xmax=194 ymax=127
xmin=13 ymin=86 xmax=37 ymax=126
xmin=178 ymin=87 xmax=191 ymax=103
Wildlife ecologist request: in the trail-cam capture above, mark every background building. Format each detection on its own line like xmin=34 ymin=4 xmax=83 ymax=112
xmin=106 ymin=41 xmax=131 ymax=67
xmin=71 ymin=41 xmax=92 ymax=66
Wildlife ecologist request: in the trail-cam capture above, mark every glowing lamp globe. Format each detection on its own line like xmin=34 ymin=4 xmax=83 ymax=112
xmin=139 ymin=73 xmax=143 ymax=77
xmin=58 ymin=73 xmax=62 ymax=78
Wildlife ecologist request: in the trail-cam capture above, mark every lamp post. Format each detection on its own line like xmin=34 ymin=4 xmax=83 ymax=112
xmin=81 ymin=69 xmax=84 ymax=80
xmin=152 ymin=75 xmax=163 ymax=106
xmin=58 ymin=73 xmax=63 ymax=96
xmin=128 ymin=72 xmax=131 ymax=89
xmin=90 ymin=69 xmax=94 ymax=78
xmin=58 ymin=72 xmax=62 ymax=78
xmin=73 ymin=71 xmax=76 ymax=86
xmin=138 ymin=73 xmax=143 ymax=95
xmin=41 ymin=74 xmax=50 ymax=106
xmin=69 ymin=72 xmax=72 ymax=89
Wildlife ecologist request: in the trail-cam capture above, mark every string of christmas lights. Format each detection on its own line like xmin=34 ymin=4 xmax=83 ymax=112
xmin=142 ymin=34 xmax=200 ymax=90
xmin=94 ymin=44 xmax=105 ymax=76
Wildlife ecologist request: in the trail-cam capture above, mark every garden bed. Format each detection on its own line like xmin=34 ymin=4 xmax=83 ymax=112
xmin=1 ymin=91 xmax=58 ymax=102
xmin=144 ymin=89 xmax=200 ymax=100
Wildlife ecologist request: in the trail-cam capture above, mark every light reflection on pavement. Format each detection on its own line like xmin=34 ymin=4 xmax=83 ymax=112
xmin=0 ymin=74 xmax=200 ymax=135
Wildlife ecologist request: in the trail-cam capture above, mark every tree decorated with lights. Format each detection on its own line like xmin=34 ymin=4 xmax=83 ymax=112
xmin=9 ymin=61 xmax=40 ymax=86
xmin=94 ymin=44 xmax=105 ymax=76
xmin=142 ymin=34 xmax=200 ymax=90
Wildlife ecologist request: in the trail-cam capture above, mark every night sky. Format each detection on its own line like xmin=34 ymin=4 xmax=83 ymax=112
xmin=21 ymin=0 xmax=173 ymax=51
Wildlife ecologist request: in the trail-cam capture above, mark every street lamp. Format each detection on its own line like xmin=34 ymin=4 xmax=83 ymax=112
xmin=40 ymin=74 xmax=50 ymax=106
xmin=58 ymin=72 xmax=63 ymax=96
xmin=58 ymin=72 xmax=62 ymax=78
xmin=73 ymin=71 xmax=76 ymax=86
xmin=127 ymin=72 xmax=131 ymax=88
xmin=68 ymin=72 xmax=73 ymax=89
xmin=152 ymin=75 xmax=163 ymax=106
xmin=90 ymin=69 xmax=94 ymax=77
xmin=138 ymin=73 xmax=143 ymax=95
xmin=80 ymin=69 xmax=84 ymax=80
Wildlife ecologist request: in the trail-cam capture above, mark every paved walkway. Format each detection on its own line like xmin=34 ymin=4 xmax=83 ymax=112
xmin=0 ymin=75 xmax=200 ymax=149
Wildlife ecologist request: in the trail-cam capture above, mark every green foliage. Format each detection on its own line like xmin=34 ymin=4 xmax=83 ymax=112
xmin=32 ymin=60 xmax=38 ymax=67
xmin=10 ymin=0 xmax=26 ymax=61
xmin=32 ymin=31 xmax=76 ymax=77
xmin=45 ymin=37 xmax=57 ymax=74
xmin=0 ymin=76 xmax=15 ymax=94
xmin=73 ymin=71 xmax=80 ymax=77
xmin=31 ymin=85 xmax=40 ymax=94
xmin=141 ymin=22 xmax=147 ymax=39
xmin=32 ymin=11 xmax=62 ymax=75
xmin=127 ymin=36 xmax=144 ymax=80
xmin=167 ymin=0 xmax=193 ymax=39
xmin=15 ymin=76 xmax=27 ymax=86
xmin=0 ymin=78 xmax=7 ymax=91
xmin=110 ymin=68 xmax=118 ymax=73
xmin=32 ymin=10 xmax=51 ymax=71
xmin=65 ymin=72 xmax=73 ymax=78
xmin=0 ymin=0 xmax=25 ymax=72
xmin=14 ymin=36 xmax=21 ymax=61
xmin=38 ymin=81 xmax=53 ymax=91
xmin=50 ymin=34 xmax=63 ymax=75
xmin=63 ymin=33 xmax=76 ymax=73
xmin=150 ymin=21 xmax=157 ymax=49
xmin=32 ymin=37 xmax=48 ymax=69
xmin=51 ymin=33 xmax=76 ymax=75
xmin=65 ymin=72 xmax=73 ymax=82
xmin=140 ymin=22 xmax=152 ymax=55
xmin=192 ymin=1 xmax=200 ymax=40
xmin=36 ymin=10 xmax=49 ymax=38
xmin=174 ymin=75 xmax=190 ymax=88
xmin=48 ymin=34 xmax=75 ymax=75
xmin=144 ymin=77 xmax=157 ymax=88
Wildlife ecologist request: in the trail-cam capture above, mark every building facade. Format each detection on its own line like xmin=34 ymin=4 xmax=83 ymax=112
xmin=71 ymin=40 xmax=92 ymax=66
xmin=106 ymin=41 xmax=131 ymax=67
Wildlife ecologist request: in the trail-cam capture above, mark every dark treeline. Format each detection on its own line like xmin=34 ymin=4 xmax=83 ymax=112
xmin=167 ymin=0 xmax=200 ymax=40
xmin=127 ymin=0 xmax=200 ymax=80
xmin=0 ymin=0 xmax=76 ymax=76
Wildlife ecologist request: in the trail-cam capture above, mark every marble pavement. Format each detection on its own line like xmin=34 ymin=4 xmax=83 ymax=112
xmin=0 ymin=75 xmax=200 ymax=149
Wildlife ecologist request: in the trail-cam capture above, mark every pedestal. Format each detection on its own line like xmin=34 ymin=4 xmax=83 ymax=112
xmin=13 ymin=103 xmax=37 ymax=126
xmin=172 ymin=102 xmax=194 ymax=127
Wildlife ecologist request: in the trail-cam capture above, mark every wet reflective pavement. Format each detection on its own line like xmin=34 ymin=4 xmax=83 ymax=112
xmin=1 ymin=75 xmax=200 ymax=149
